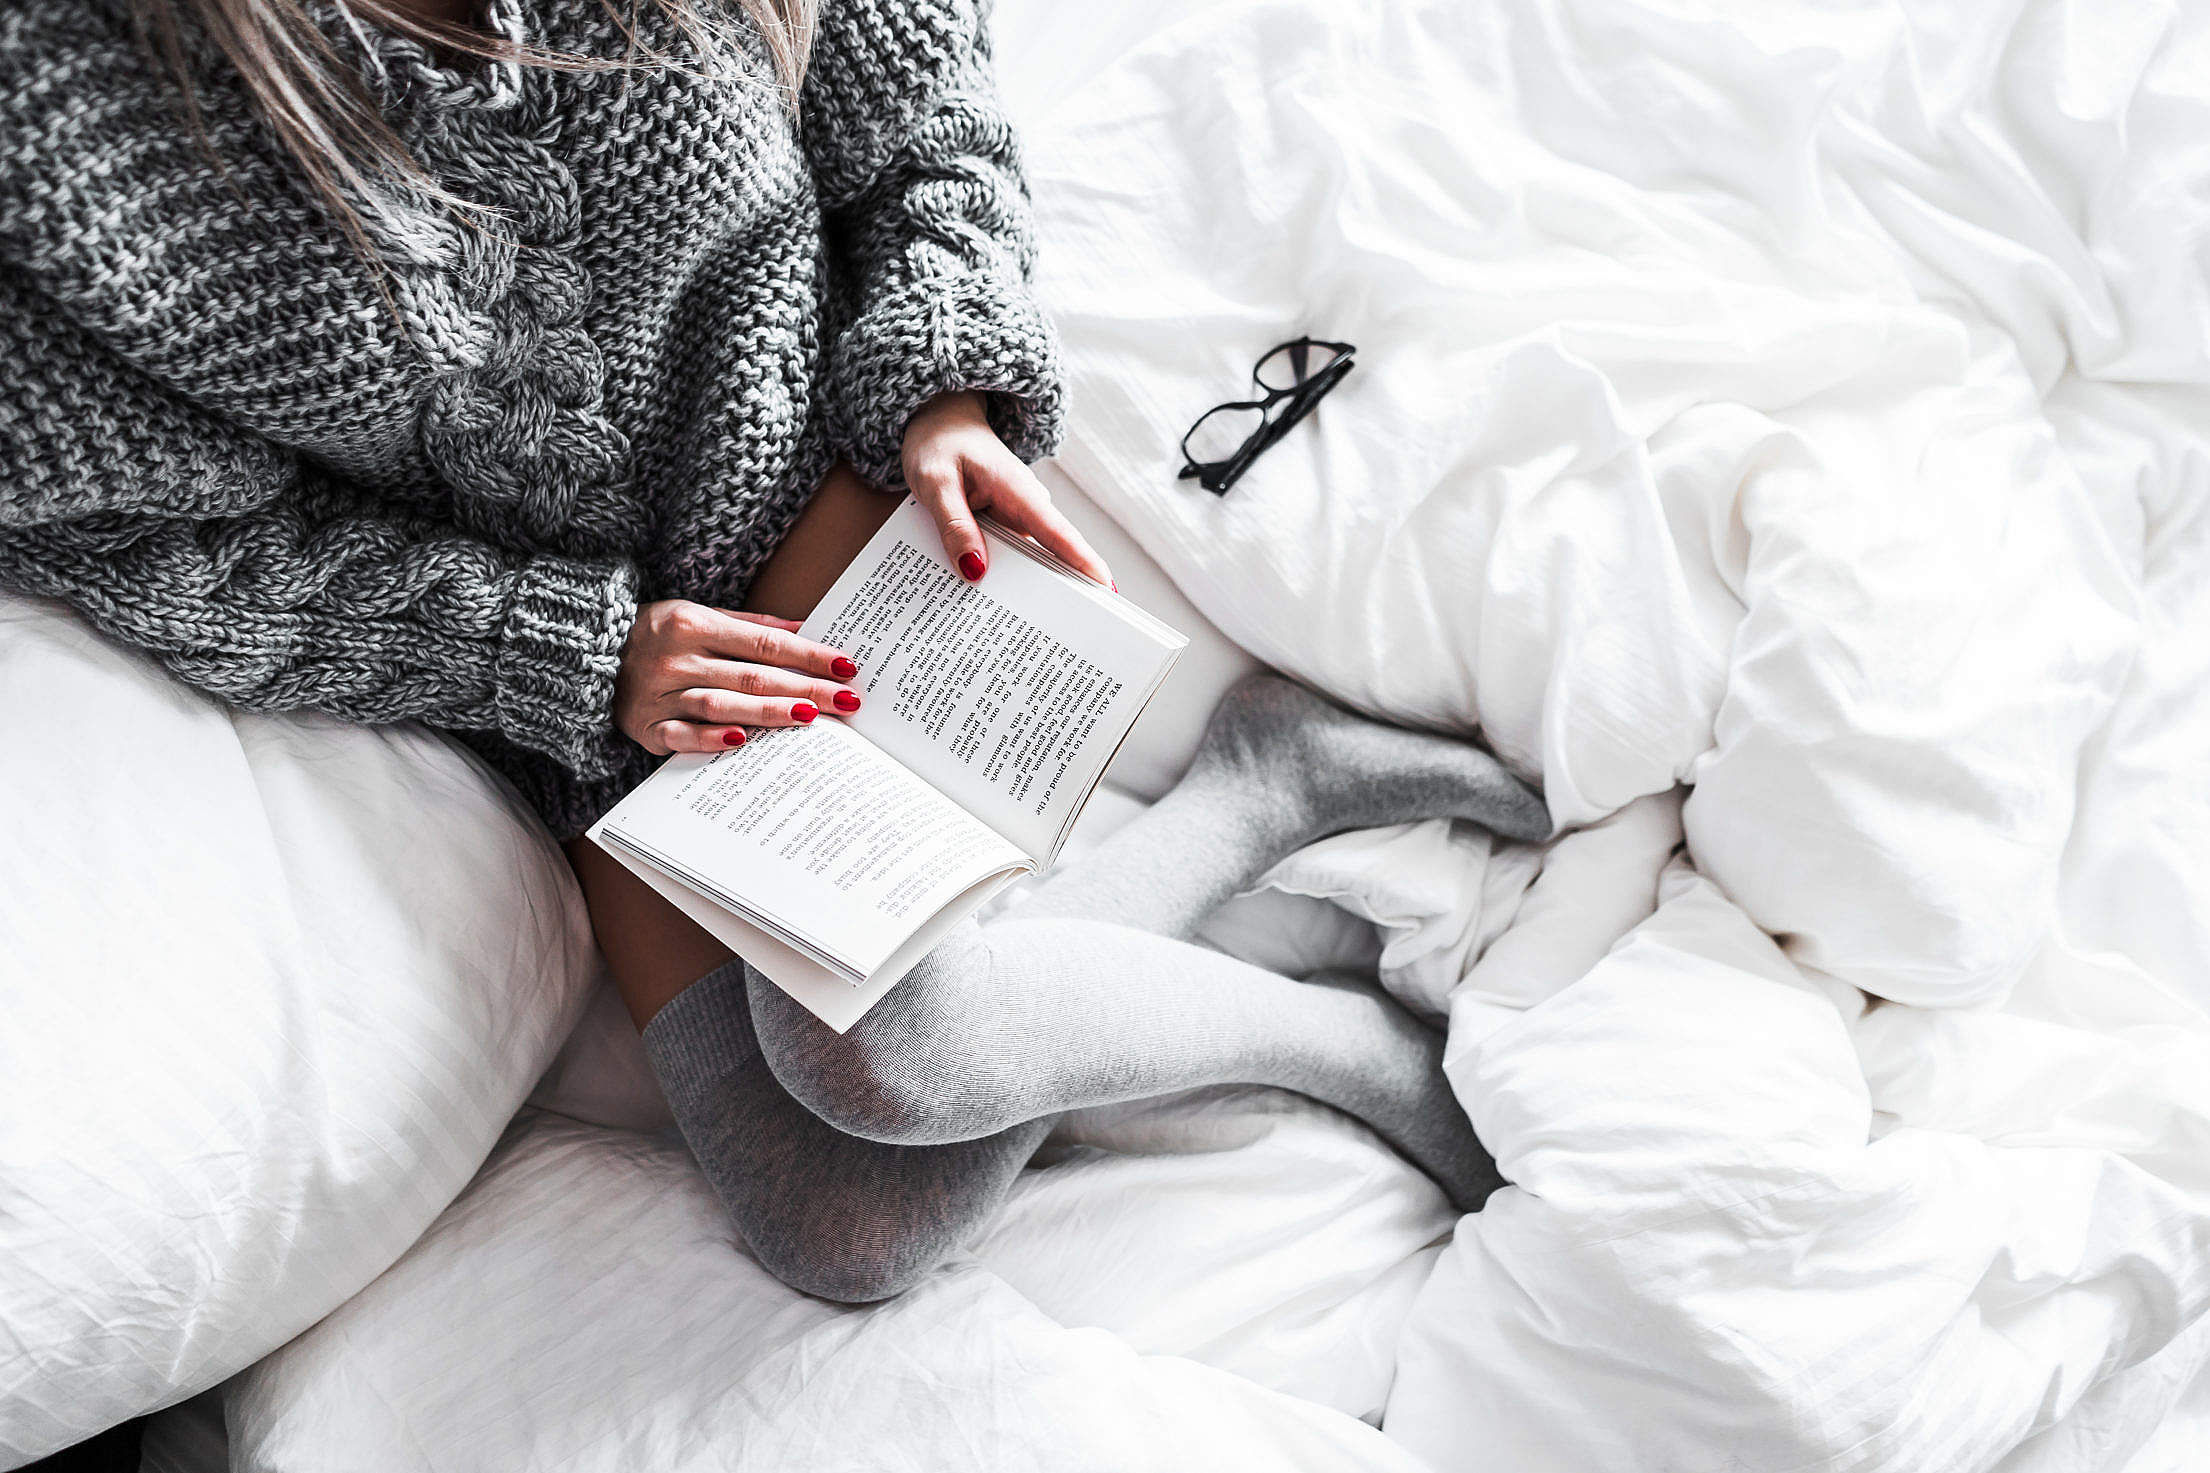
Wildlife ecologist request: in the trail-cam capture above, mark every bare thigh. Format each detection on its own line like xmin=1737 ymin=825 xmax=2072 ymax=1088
xmin=565 ymin=463 xmax=899 ymax=1031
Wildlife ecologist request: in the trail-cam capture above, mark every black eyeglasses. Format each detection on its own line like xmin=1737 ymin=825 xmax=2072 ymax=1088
xmin=1178 ymin=336 xmax=1356 ymax=495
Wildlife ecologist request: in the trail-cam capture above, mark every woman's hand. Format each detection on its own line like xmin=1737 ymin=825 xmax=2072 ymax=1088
xmin=902 ymin=391 xmax=1114 ymax=589
xmin=614 ymin=600 xmax=862 ymax=754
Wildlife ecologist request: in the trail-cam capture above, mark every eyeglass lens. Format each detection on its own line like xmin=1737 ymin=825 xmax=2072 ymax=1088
xmin=1183 ymin=402 xmax=1270 ymax=465
xmin=1253 ymin=339 xmax=1350 ymax=394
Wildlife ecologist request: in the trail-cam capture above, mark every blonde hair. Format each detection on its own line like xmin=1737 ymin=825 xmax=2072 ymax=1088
xmin=130 ymin=0 xmax=818 ymax=264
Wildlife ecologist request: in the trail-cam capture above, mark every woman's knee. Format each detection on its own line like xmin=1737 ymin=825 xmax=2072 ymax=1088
xmin=747 ymin=930 xmax=1008 ymax=1145
xmin=742 ymin=1201 xmax=957 ymax=1304
xmin=750 ymin=1231 xmax=939 ymax=1305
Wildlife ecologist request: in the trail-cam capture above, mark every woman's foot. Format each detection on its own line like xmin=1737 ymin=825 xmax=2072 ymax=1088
xmin=1289 ymin=971 xmax=1507 ymax=1213
xmin=1183 ymin=675 xmax=1551 ymax=848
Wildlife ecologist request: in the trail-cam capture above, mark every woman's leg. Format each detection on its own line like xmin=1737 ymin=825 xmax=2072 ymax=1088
xmin=569 ymin=463 xmax=1053 ymax=1304
xmin=645 ymin=962 xmax=1053 ymax=1303
xmin=574 ymin=461 xmax=1546 ymax=1295
xmin=565 ymin=838 xmax=1050 ymax=1303
xmin=748 ymin=675 xmax=1548 ymax=1210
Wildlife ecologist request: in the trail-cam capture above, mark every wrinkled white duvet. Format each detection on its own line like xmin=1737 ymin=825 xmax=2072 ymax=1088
xmin=1033 ymin=0 xmax=2210 ymax=1468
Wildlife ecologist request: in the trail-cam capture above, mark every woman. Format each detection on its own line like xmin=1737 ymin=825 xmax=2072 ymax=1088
xmin=0 ymin=0 xmax=1550 ymax=1301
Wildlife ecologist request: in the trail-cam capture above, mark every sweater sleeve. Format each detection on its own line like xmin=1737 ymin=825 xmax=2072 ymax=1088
xmin=799 ymin=0 xmax=1066 ymax=490
xmin=0 ymin=271 xmax=640 ymax=781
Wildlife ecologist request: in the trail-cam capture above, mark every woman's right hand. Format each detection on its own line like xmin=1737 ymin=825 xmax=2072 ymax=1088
xmin=613 ymin=599 xmax=862 ymax=754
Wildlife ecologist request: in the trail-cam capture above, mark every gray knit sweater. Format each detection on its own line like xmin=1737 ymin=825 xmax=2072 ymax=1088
xmin=0 ymin=0 xmax=1064 ymax=837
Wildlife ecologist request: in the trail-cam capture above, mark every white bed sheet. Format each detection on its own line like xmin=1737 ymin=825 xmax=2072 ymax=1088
xmin=222 ymin=1099 xmax=1448 ymax=1471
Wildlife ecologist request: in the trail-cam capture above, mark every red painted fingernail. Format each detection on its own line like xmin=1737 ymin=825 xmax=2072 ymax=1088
xmin=833 ymin=690 xmax=861 ymax=712
xmin=791 ymin=701 xmax=817 ymax=723
xmin=831 ymin=656 xmax=858 ymax=679
xmin=958 ymin=552 xmax=986 ymax=582
xmin=1110 ymin=580 xmax=1119 ymax=593
xmin=722 ymin=729 xmax=746 ymax=747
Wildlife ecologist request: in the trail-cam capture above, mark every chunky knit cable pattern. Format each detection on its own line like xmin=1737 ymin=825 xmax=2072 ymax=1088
xmin=0 ymin=0 xmax=1064 ymax=838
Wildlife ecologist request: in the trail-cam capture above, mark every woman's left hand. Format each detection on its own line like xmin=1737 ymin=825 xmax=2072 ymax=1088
xmin=901 ymin=391 xmax=1114 ymax=589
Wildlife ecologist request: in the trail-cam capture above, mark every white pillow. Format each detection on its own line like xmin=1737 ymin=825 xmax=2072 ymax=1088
xmin=0 ymin=596 xmax=598 ymax=1461
xmin=225 ymin=1101 xmax=1450 ymax=1467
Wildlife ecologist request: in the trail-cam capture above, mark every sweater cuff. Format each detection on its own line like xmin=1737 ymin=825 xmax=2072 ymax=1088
xmin=823 ymin=271 xmax=1067 ymax=491
xmin=494 ymin=554 xmax=637 ymax=779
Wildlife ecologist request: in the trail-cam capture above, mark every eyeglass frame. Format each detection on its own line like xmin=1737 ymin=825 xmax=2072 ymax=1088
xmin=1176 ymin=336 xmax=1357 ymax=495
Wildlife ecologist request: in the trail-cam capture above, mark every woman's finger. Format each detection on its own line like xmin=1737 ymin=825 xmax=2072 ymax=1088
xmin=723 ymin=610 xmax=805 ymax=633
xmin=907 ymin=446 xmax=990 ymax=583
xmin=970 ymin=454 xmax=1114 ymax=588
xmin=674 ymin=684 xmax=843 ymax=729
xmin=677 ymin=658 xmax=859 ymax=715
xmin=644 ymin=718 xmax=748 ymax=755
xmin=685 ymin=604 xmax=857 ymax=679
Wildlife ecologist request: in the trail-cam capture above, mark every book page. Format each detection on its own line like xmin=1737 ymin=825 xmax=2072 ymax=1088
xmin=598 ymin=852 xmax=1022 ymax=1033
xmin=590 ymin=717 xmax=1028 ymax=979
xmin=800 ymin=498 xmax=1182 ymax=860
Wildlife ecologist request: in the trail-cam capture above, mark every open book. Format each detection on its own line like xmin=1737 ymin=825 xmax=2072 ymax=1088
xmin=586 ymin=496 xmax=1186 ymax=1031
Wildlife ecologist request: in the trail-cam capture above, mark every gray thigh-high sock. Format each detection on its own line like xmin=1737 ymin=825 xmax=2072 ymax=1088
xmin=748 ymin=675 xmax=1546 ymax=1212
xmin=642 ymin=960 xmax=1052 ymax=1305
xmin=750 ymin=918 xmax=1503 ymax=1209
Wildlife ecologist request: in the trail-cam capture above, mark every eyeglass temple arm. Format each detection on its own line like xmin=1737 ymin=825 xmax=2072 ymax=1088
xmin=1255 ymin=356 xmax=1353 ymax=450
